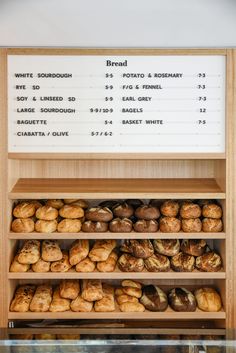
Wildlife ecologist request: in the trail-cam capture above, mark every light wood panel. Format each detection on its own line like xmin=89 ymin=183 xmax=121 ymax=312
xmin=8 ymin=232 xmax=226 ymax=240
xmin=7 ymin=270 xmax=226 ymax=280
xmin=6 ymin=48 xmax=227 ymax=56
xmin=8 ymin=309 xmax=226 ymax=321
xmin=8 ymin=153 xmax=226 ymax=160
xmin=9 ymin=178 xmax=226 ymax=199
xmin=8 ymin=159 xmax=217 ymax=181
xmin=233 ymin=50 xmax=236 ymax=339
xmin=0 ymin=49 xmax=8 ymax=330
xmin=225 ymin=50 xmax=236 ymax=338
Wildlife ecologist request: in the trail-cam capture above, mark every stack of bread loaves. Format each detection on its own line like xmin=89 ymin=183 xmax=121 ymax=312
xmin=10 ymin=281 xmax=223 ymax=313
xmin=11 ymin=199 xmax=88 ymax=233
xmin=10 ymin=239 xmax=118 ymax=273
xmin=10 ymin=238 xmax=222 ymax=273
xmin=118 ymin=239 xmax=222 ymax=273
xmin=11 ymin=199 xmax=223 ymax=233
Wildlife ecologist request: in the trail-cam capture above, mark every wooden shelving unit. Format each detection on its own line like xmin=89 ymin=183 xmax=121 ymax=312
xmin=1 ymin=48 xmax=236 ymax=340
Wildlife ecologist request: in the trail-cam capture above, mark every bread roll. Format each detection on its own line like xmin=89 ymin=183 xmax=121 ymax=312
xmin=57 ymin=219 xmax=82 ymax=233
xmin=69 ymin=239 xmax=89 ymax=266
xmin=29 ymin=285 xmax=53 ymax=312
xmin=29 ymin=200 xmax=43 ymax=209
xmin=109 ymin=218 xmax=133 ymax=232
xmin=36 ymin=205 xmax=58 ymax=220
xmin=196 ymin=252 xmax=222 ymax=272
xmin=144 ymin=253 xmax=170 ymax=272
xmin=97 ymin=250 xmax=118 ymax=272
xmin=46 ymin=199 xmax=64 ymax=209
xmin=159 ymin=217 xmax=181 ymax=233
xmin=35 ymin=333 xmax=57 ymax=340
xmin=35 ymin=219 xmax=58 ymax=233
xmin=129 ymin=239 xmax=154 ymax=259
xmin=202 ymin=218 xmax=223 ymax=232
xmin=85 ymin=207 xmax=113 ymax=222
xmin=160 ymin=200 xmax=180 ymax=217
xmin=119 ymin=302 xmax=145 ymax=312
xmin=121 ymin=280 xmax=142 ymax=289
xmin=32 ymin=258 xmax=50 ymax=272
xmin=135 ymin=205 xmax=160 ymax=220
xmin=181 ymin=239 xmax=207 ymax=256
xmin=64 ymin=199 xmax=80 ymax=204
xmin=18 ymin=240 xmax=41 ymax=264
xmin=11 ymin=218 xmax=35 ymax=233
xmin=70 ymin=295 xmax=93 ymax=312
xmin=180 ymin=203 xmax=201 ymax=219
xmin=168 ymin=288 xmax=196 ymax=312
xmin=11 ymin=334 xmax=34 ymax=340
xmin=153 ymin=239 xmax=180 ymax=256
xmin=115 ymin=288 xmax=125 ymax=296
xmin=116 ymin=294 xmax=139 ymax=305
xmin=171 ymin=252 xmax=195 ymax=272
xmin=10 ymin=285 xmax=35 ymax=312
xmin=182 ymin=218 xmax=202 ymax=232
xmin=133 ymin=219 xmax=158 ymax=232
xmin=59 ymin=280 xmax=80 ymax=300
xmin=76 ymin=257 xmax=96 ymax=272
xmin=140 ymin=285 xmax=168 ymax=311
xmin=203 ymin=335 xmax=223 ymax=353
xmin=82 ymin=220 xmax=108 ymax=233
xmin=94 ymin=284 xmax=115 ymax=312
xmin=202 ymin=204 xmax=222 ymax=219
xmin=10 ymin=334 xmax=34 ymax=353
xmin=122 ymin=286 xmax=142 ymax=298
xmin=118 ymin=254 xmax=144 ymax=272
xmin=81 ymin=279 xmax=104 ymax=302
xmin=113 ymin=202 xmax=134 ymax=218
xmin=13 ymin=202 xmax=36 ymax=218
xmin=99 ymin=200 xmax=119 ymax=210
xmin=50 ymin=251 xmax=71 ymax=272
xmin=10 ymin=254 xmax=30 ymax=272
xmin=49 ymin=287 xmax=71 ymax=312
xmin=57 ymin=334 xmax=81 ymax=340
xmin=64 ymin=198 xmax=88 ymax=208
xmin=194 ymin=288 xmax=222 ymax=312
xmin=125 ymin=199 xmax=143 ymax=209
xmin=41 ymin=240 xmax=62 ymax=262
xmin=59 ymin=204 xmax=84 ymax=219
xmin=89 ymin=239 xmax=116 ymax=262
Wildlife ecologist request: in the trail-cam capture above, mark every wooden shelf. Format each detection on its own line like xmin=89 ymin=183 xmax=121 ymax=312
xmin=8 ymin=308 xmax=226 ymax=320
xmin=8 ymin=152 xmax=226 ymax=160
xmin=9 ymin=178 xmax=225 ymax=199
xmin=8 ymin=232 xmax=226 ymax=240
xmin=8 ymin=327 xmax=226 ymax=336
xmin=8 ymin=269 xmax=226 ymax=280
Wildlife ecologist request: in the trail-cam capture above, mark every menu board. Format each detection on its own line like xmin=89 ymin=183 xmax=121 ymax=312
xmin=8 ymin=55 xmax=225 ymax=153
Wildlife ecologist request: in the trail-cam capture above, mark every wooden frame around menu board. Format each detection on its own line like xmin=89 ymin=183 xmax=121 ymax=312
xmin=0 ymin=48 xmax=236 ymax=340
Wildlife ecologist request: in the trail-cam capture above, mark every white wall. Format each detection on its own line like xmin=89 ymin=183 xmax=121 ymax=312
xmin=0 ymin=0 xmax=236 ymax=47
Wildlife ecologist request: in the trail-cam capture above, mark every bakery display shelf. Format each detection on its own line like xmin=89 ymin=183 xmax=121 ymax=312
xmin=8 ymin=232 xmax=226 ymax=240
xmin=8 ymin=326 xmax=226 ymax=336
xmin=8 ymin=308 xmax=226 ymax=321
xmin=8 ymin=269 xmax=226 ymax=280
xmin=9 ymin=178 xmax=226 ymax=199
